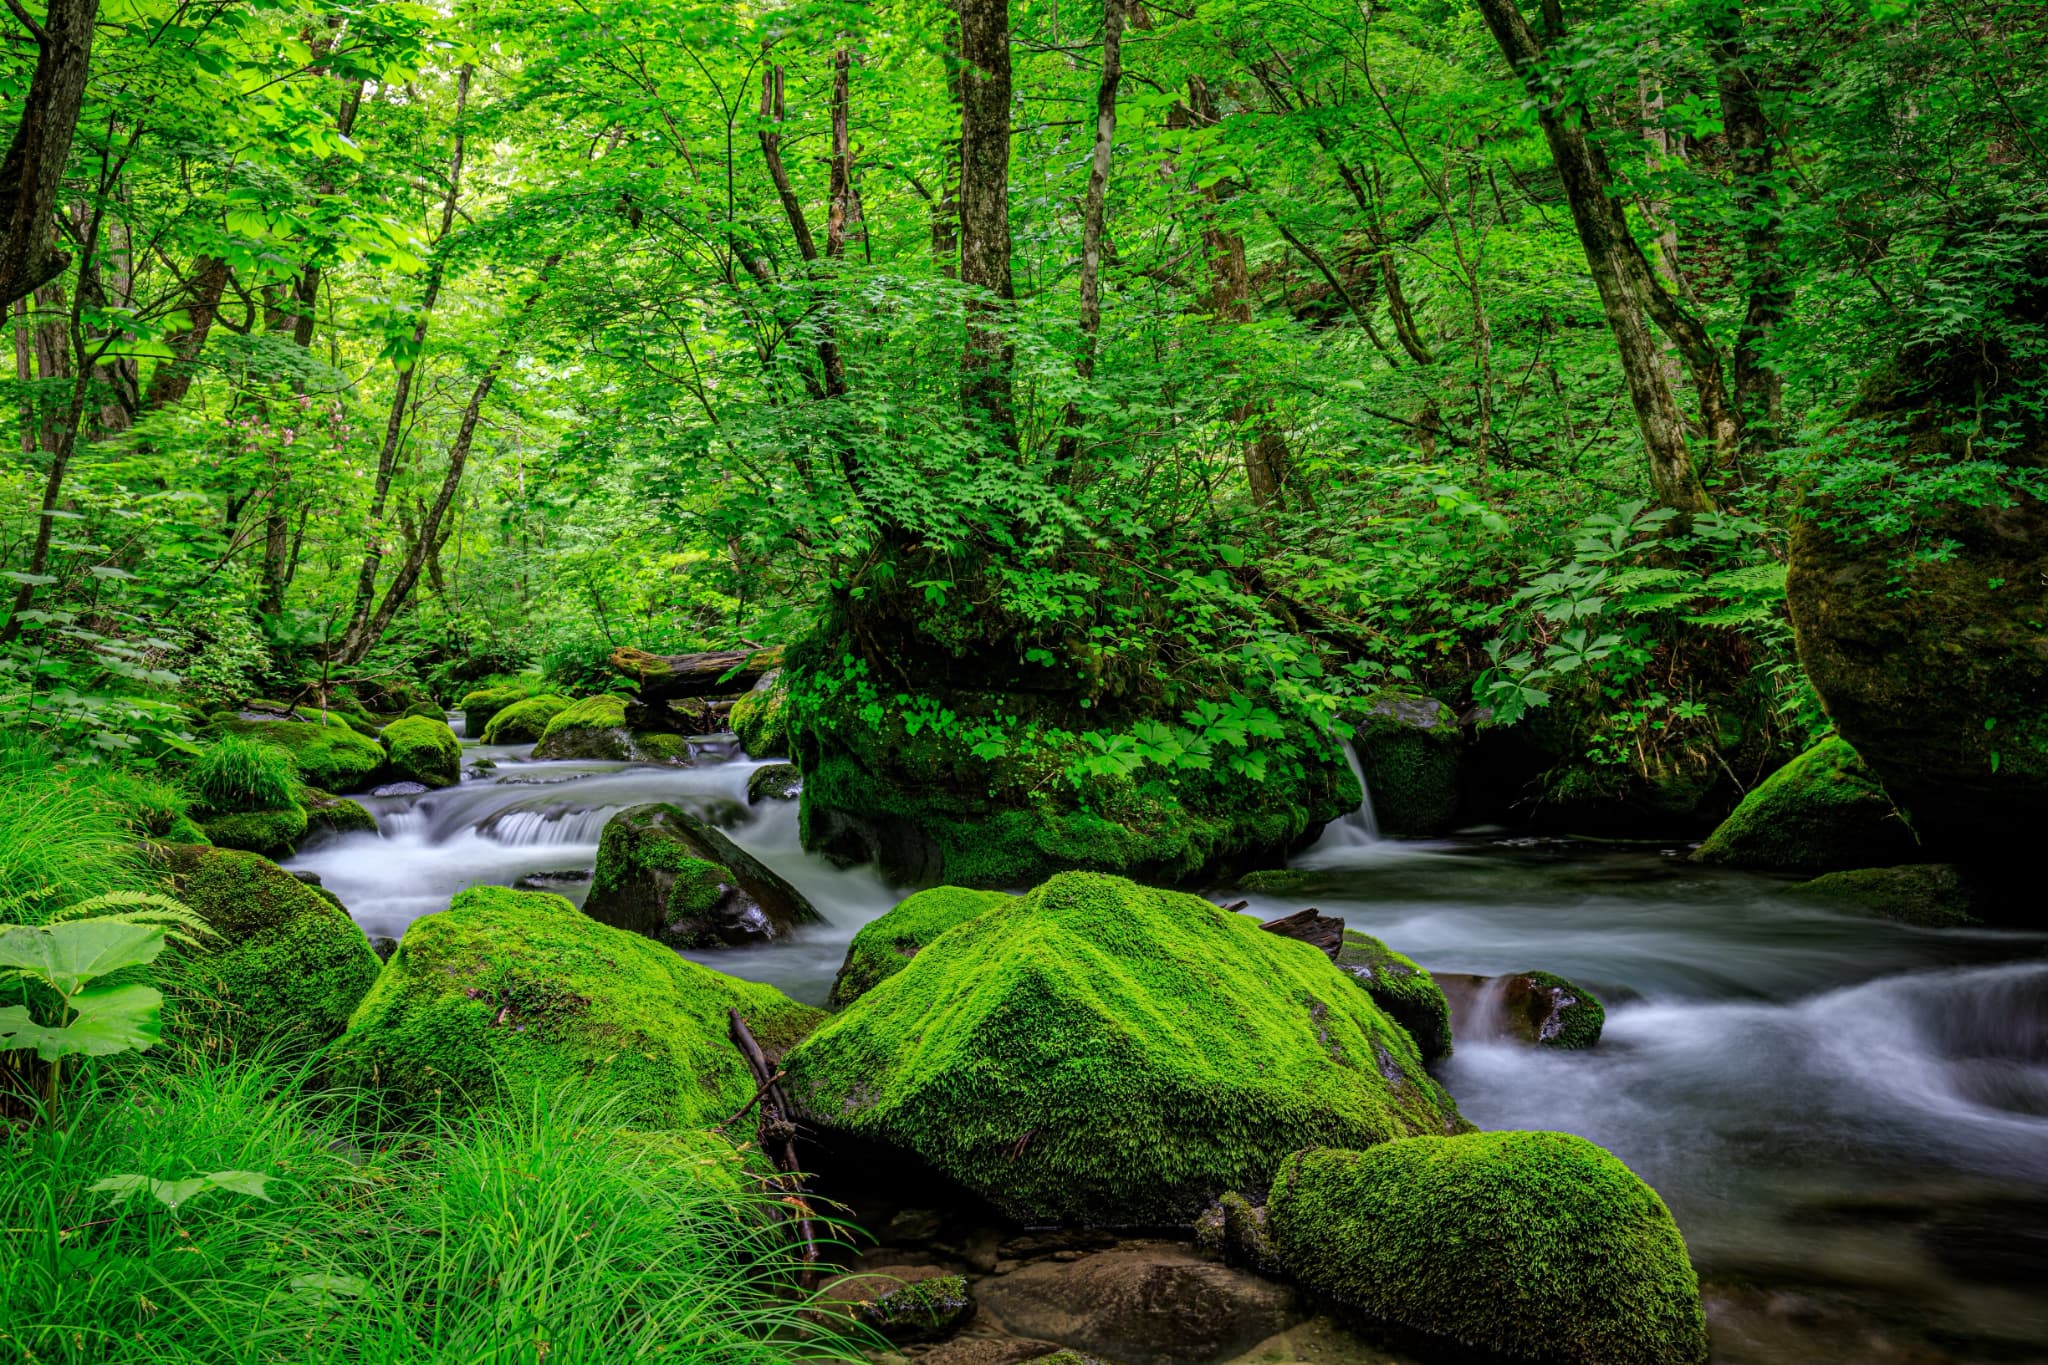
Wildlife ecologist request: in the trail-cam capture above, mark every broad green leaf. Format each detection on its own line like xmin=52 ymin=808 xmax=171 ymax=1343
xmin=0 ymin=921 xmax=167 ymax=995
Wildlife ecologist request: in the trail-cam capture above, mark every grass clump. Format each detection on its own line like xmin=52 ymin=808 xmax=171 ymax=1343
xmin=191 ymin=737 xmax=299 ymax=814
xmin=0 ymin=737 xmax=150 ymax=924
xmin=1269 ymin=1133 xmax=1709 ymax=1365
xmin=827 ymin=885 xmax=1014 ymax=1007
xmin=480 ymin=693 xmax=574 ymax=744
xmin=783 ymin=871 xmax=1465 ymax=1225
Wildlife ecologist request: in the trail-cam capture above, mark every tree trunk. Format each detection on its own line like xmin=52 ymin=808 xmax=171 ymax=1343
xmin=141 ymin=256 xmax=230 ymax=410
xmin=0 ymin=0 xmax=100 ymax=307
xmin=1472 ymin=0 xmax=1715 ymax=512
xmin=826 ymin=46 xmax=854 ymax=261
xmin=1707 ymin=0 xmax=1786 ymax=468
xmin=957 ymin=0 xmax=1015 ymax=447
xmin=1054 ymin=0 xmax=1124 ymax=480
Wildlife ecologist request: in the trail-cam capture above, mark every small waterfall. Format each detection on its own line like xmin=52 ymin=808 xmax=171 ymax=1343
xmin=1320 ymin=741 xmax=1381 ymax=847
xmin=447 ymin=708 xmax=467 ymax=739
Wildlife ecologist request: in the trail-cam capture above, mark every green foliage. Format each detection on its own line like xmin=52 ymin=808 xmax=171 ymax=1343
xmin=379 ymin=715 xmax=462 ymax=788
xmin=0 ymin=739 xmax=149 ymax=925
xmin=0 ymin=915 xmax=179 ymax=1108
xmin=191 ymin=736 xmax=300 ymax=814
xmin=783 ymin=872 xmax=1465 ymax=1224
xmin=1269 ymin=1134 xmax=1709 ymax=1365
xmin=827 ymin=886 xmax=1015 ymax=1008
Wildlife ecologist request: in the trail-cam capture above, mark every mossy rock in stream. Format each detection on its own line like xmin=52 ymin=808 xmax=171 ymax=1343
xmin=827 ymin=885 xmax=1015 ymax=1008
xmin=195 ymin=803 xmax=309 ymax=858
xmin=206 ymin=715 xmax=386 ymax=793
xmin=300 ymin=787 xmax=378 ymax=840
xmin=480 ymin=693 xmax=574 ymax=745
xmin=381 ymin=715 xmax=462 ymax=789
xmin=157 ymin=844 xmax=382 ymax=1054
xmin=585 ymin=802 xmax=821 ymax=948
xmin=1269 ymin=1133 xmax=1708 ymax=1365
xmin=1694 ymin=737 xmax=1906 ymax=874
xmin=1334 ymin=930 xmax=1452 ymax=1063
xmin=782 ymin=872 xmax=1466 ymax=1225
xmin=1786 ymin=863 xmax=1978 ymax=928
xmin=1346 ymin=693 xmax=1463 ymax=836
xmin=459 ymin=679 xmax=546 ymax=737
xmin=531 ymin=695 xmax=689 ymax=762
xmin=332 ymin=885 xmax=824 ymax=1124
xmin=729 ymin=675 xmax=790 ymax=758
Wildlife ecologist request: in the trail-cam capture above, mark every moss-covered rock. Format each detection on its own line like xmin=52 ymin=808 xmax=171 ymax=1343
xmin=828 ymin=886 xmax=1014 ymax=1008
xmin=1484 ymin=971 xmax=1606 ymax=1050
xmin=1334 ymin=931 xmax=1452 ymax=1062
xmin=157 ymin=845 xmax=382 ymax=1054
xmin=529 ymin=695 xmax=682 ymax=761
xmin=585 ymin=803 xmax=819 ymax=948
xmin=209 ymin=715 xmax=387 ymax=793
xmin=1787 ymin=863 xmax=1978 ymax=928
xmin=783 ymin=872 xmax=1465 ymax=1225
xmin=332 ymin=885 xmax=824 ymax=1124
xmin=817 ymin=1269 xmax=976 ymax=1346
xmin=481 ymin=693 xmax=574 ymax=745
xmin=729 ymin=676 xmax=790 ymax=758
xmin=457 ymin=678 xmax=546 ymax=736
xmin=381 ymin=715 xmax=462 ymax=789
xmin=1269 ymin=1134 xmax=1707 ymax=1365
xmin=300 ymin=787 xmax=379 ymax=839
xmin=1347 ymin=693 xmax=1462 ymax=836
xmin=747 ymin=762 xmax=801 ymax=804
xmin=196 ymin=804 xmax=309 ymax=858
xmin=1694 ymin=737 xmax=1905 ymax=873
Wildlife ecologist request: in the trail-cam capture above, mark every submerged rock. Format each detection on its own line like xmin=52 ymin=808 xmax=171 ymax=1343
xmin=1694 ymin=737 xmax=1906 ymax=874
xmin=381 ymin=715 xmax=462 ymax=789
xmin=1333 ymin=931 xmax=1453 ymax=1063
xmin=158 ymin=845 xmax=382 ymax=1053
xmin=584 ymin=802 xmax=821 ymax=949
xmin=480 ymin=693 xmax=573 ymax=744
xmin=371 ymin=780 xmax=430 ymax=797
xmin=783 ymin=872 xmax=1465 ymax=1225
xmin=1269 ymin=1134 xmax=1709 ymax=1365
xmin=816 ymin=1267 xmax=975 ymax=1346
xmin=1787 ymin=863 xmax=1978 ymax=928
xmin=746 ymin=761 xmax=802 ymax=804
xmin=829 ymin=885 xmax=1016 ymax=1007
xmin=330 ymin=884 xmax=823 ymax=1124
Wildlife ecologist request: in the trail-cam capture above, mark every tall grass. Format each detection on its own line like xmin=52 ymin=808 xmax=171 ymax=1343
xmin=189 ymin=738 xmax=298 ymax=815
xmin=0 ymin=733 xmax=148 ymax=925
xmin=0 ymin=1053 xmax=867 ymax=1365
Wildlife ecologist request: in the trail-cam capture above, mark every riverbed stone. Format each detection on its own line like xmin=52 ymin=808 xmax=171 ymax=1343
xmin=1694 ymin=737 xmax=1906 ymax=874
xmin=301 ymin=787 xmax=378 ymax=839
xmin=1503 ymin=971 xmax=1605 ymax=1049
xmin=746 ymin=762 xmax=802 ymax=804
xmin=1269 ymin=1133 xmax=1709 ymax=1365
xmin=783 ymin=872 xmax=1465 ymax=1226
xmin=1786 ymin=863 xmax=1978 ymax=928
xmin=480 ymin=693 xmax=574 ymax=744
xmin=729 ymin=673 xmax=790 ymax=758
xmin=157 ymin=844 xmax=382 ymax=1054
xmin=827 ymin=885 xmax=1014 ymax=1007
xmin=1334 ymin=930 xmax=1452 ymax=1062
xmin=815 ymin=1266 xmax=976 ymax=1345
xmin=381 ymin=715 xmax=462 ymax=789
xmin=330 ymin=884 xmax=823 ymax=1124
xmin=584 ymin=802 xmax=821 ymax=949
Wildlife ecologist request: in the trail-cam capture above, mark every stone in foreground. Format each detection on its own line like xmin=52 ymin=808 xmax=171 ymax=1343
xmin=585 ymin=802 xmax=821 ymax=948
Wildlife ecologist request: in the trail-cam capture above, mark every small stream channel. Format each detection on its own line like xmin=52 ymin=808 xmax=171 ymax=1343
xmin=284 ymin=724 xmax=2048 ymax=1364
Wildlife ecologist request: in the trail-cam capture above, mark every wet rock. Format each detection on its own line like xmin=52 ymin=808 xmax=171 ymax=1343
xmin=1694 ymin=738 xmax=1906 ymax=874
xmin=816 ymin=1266 xmax=975 ymax=1345
xmin=371 ymin=780 xmax=430 ymax=797
xmin=1218 ymin=1192 xmax=1277 ymax=1275
xmin=884 ymin=1207 xmax=945 ymax=1245
xmin=584 ymin=802 xmax=820 ymax=949
xmin=370 ymin=936 xmax=399 ymax=962
xmin=917 ymin=1337 xmax=1071 ymax=1365
xmin=301 ymin=789 xmax=378 ymax=839
xmin=1787 ymin=864 xmax=1978 ymax=928
xmin=975 ymin=1243 xmax=1296 ymax=1365
xmin=1443 ymin=970 xmax=1605 ymax=1049
xmin=747 ymin=761 xmax=802 ymax=804
xmin=1347 ymin=691 xmax=1462 ymax=836
xmin=1333 ymin=931 xmax=1453 ymax=1063
xmin=512 ymin=868 xmax=592 ymax=892
xmin=998 ymin=1229 xmax=1120 ymax=1261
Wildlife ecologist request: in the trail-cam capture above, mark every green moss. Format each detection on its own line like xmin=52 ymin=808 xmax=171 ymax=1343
xmin=381 ymin=715 xmax=462 ymax=788
xmin=729 ymin=681 xmax=790 ymax=759
xmin=331 ymin=885 xmax=824 ymax=1124
xmin=458 ymin=678 xmax=546 ymax=735
xmin=533 ymin=694 xmax=632 ymax=760
xmin=399 ymin=700 xmax=444 ymax=721
xmin=1695 ymin=737 xmax=1904 ymax=873
xmin=158 ymin=844 xmax=382 ymax=1055
xmin=1787 ymin=863 xmax=1978 ymax=928
xmin=1348 ymin=693 xmax=1462 ymax=836
xmin=1335 ymin=930 xmax=1452 ymax=1063
xmin=300 ymin=787 xmax=379 ymax=838
xmin=1516 ymin=971 xmax=1605 ymax=1049
xmin=481 ymin=693 xmax=574 ymax=744
xmin=1269 ymin=1135 xmax=1708 ymax=1365
xmin=828 ymin=886 xmax=1015 ymax=1007
xmin=853 ymin=1275 xmax=974 ymax=1344
xmin=586 ymin=803 xmax=818 ymax=947
xmin=92 ymin=769 xmax=194 ymax=840
xmin=629 ymin=730 xmax=692 ymax=763
xmin=747 ymin=763 xmax=801 ymax=804
xmin=210 ymin=716 xmax=386 ymax=793
xmin=196 ymin=804 xmax=309 ymax=858
xmin=783 ymin=872 xmax=1465 ymax=1225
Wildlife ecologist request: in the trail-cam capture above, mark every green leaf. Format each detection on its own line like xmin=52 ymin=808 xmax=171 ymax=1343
xmin=0 ymin=921 xmax=167 ymax=995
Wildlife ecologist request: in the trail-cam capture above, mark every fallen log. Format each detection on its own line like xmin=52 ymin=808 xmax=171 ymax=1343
xmin=1258 ymin=907 xmax=1344 ymax=960
xmin=609 ymin=646 xmax=783 ymax=701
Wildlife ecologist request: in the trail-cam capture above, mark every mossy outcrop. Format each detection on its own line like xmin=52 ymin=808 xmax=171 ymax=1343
xmin=381 ymin=715 xmax=462 ymax=788
xmin=196 ymin=804 xmax=309 ymax=857
xmin=481 ymin=693 xmax=574 ymax=745
xmin=458 ymin=679 xmax=546 ymax=736
xmin=747 ymin=762 xmax=801 ymax=804
xmin=782 ymin=872 xmax=1465 ymax=1225
xmin=1787 ymin=863 xmax=1977 ymax=928
xmin=530 ymin=695 xmax=688 ymax=762
xmin=1334 ymin=931 xmax=1452 ymax=1062
xmin=157 ymin=845 xmax=382 ymax=1054
xmin=1694 ymin=737 xmax=1904 ymax=873
xmin=1269 ymin=1134 xmax=1707 ymax=1365
xmin=729 ymin=675 xmax=790 ymax=758
xmin=332 ymin=885 xmax=824 ymax=1124
xmin=300 ymin=788 xmax=378 ymax=839
xmin=584 ymin=803 xmax=821 ymax=948
xmin=208 ymin=715 xmax=386 ymax=793
xmin=828 ymin=886 xmax=1014 ymax=1007
xmin=1347 ymin=693 xmax=1462 ymax=836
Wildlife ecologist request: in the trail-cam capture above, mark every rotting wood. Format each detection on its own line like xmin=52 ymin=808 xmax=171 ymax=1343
xmin=610 ymin=646 xmax=783 ymax=700
xmin=727 ymin=1008 xmax=819 ymax=1282
xmin=1259 ymin=907 xmax=1345 ymax=960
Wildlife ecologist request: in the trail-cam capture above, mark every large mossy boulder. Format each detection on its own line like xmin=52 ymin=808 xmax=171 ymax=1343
xmin=1333 ymin=930 xmax=1451 ymax=1062
xmin=381 ymin=715 xmax=462 ymax=789
xmin=196 ymin=804 xmax=309 ymax=857
xmin=1347 ymin=693 xmax=1461 ymax=836
xmin=729 ymin=675 xmax=790 ymax=758
xmin=458 ymin=679 xmax=544 ymax=737
xmin=1787 ymin=863 xmax=1977 ymax=928
xmin=1694 ymin=737 xmax=1905 ymax=873
xmin=1269 ymin=1134 xmax=1708 ymax=1365
xmin=532 ymin=694 xmax=689 ymax=762
xmin=828 ymin=885 xmax=1014 ymax=1007
xmin=209 ymin=715 xmax=386 ymax=793
xmin=300 ymin=787 xmax=378 ymax=839
xmin=480 ymin=693 xmax=573 ymax=744
xmin=332 ymin=885 xmax=824 ymax=1124
xmin=585 ymin=803 xmax=821 ymax=948
xmin=782 ymin=872 xmax=1465 ymax=1225
xmin=158 ymin=845 xmax=382 ymax=1053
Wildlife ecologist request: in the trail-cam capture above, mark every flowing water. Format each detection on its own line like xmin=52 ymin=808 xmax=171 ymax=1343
xmin=287 ymin=731 xmax=2048 ymax=1363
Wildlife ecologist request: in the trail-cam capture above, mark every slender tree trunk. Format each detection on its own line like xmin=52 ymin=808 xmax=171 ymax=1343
xmin=30 ymin=279 xmax=66 ymax=453
xmin=957 ymin=0 xmax=1016 ymax=447
xmin=1473 ymin=0 xmax=1715 ymax=512
xmin=141 ymin=256 xmax=229 ymax=410
xmin=1708 ymin=0 xmax=1786 ymax=467
xmin=0 ymin=0 xmax=100 ymax=306
xmin=932 ymin=10 xmax=963 ymax=274
xmin=1054 ymin=0 xmax=1124 ymax=479
xmin=13 ymin=298 xmax=31 ymax=452
xmin=826 ymin=47 xmax=855 ymax=261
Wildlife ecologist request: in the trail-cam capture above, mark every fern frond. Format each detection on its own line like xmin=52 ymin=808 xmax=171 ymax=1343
xmin=51 ymin=891 xmax=218 ymax=947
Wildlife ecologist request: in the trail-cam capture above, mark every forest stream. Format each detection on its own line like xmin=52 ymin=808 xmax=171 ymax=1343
xmin=286 ymin=727 xmax=2048 ymax=1365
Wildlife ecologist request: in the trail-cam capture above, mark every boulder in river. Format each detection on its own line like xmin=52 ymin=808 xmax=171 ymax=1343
xmin=585 ymin=802 xmax=822 ymax=949
xmin=381 ymin=715 xmax=462 ymax=789
xmin=196 ymin=803 xmax=308 ymax=858
xmin=1441 ymin=970 xmax=1605 ymax=1050
xmin=783 ymin=872 xmax=1465 ymax=1225
xmin=1694 ymin=736 xmax=1906 ymax=874
xmin=480 ymin=693 xmax=573 ymax=744
xmin=207 ymin=714 xmax=385 ymax=793
xmin=531 ymin=694 xmax=691 ymax=762
xmin=746 ymin=762 xmax=802 ymax=804
xmin=301 ymin=787 xmax=378 ymax=839
xmin=1787 ymin=863 xmax=1977 ymax=928
xmin=828 ymin=885 xmax=1014 ymax=1007
xmin=158 ymin=844 xmax=382 ymax=1054
xmin=729 ymin=673 xmax=790 ymax=758
xmin=814 ymin=1267 xmax=975 ymax=1345
xmin=330 ymin=884 xmax=823 ymax=1124
xmin=1346 ymin=691 xmax=1462 ymax=836
xmin=1333 ymin=930 xmax=1453 ymax=1063
xmin=458 ymin=680 xmax=543 ymax=736
xmin=1269 ymin=1133 xmax=1709 ymax=1365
